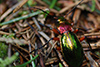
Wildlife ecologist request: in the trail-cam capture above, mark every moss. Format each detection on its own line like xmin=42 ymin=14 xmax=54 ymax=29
xmin=0 ymin=42 xmax=8 ymax=58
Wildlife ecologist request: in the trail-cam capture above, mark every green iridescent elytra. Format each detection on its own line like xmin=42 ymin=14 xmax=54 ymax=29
xmin=61 ymin=31 xmax=84 ymax=67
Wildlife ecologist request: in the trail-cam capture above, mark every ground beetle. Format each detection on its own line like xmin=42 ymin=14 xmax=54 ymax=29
xmin=30 ymin=0 xmax=87 ymax=67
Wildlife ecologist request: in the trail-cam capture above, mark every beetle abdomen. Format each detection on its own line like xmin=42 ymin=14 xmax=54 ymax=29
xmin=61 ymin=31 xmax=84 ymax=67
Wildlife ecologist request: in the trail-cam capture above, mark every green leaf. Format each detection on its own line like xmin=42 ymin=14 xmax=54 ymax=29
xmin=59 ymin=63 xmax=63 ymax=67
xmin=49 ymin=0 xmax=57 ymax=9
xmin=15 ymin=54 xmax=39 ymax=67
xmin=91 ymin=0 xmax=96 ymax=12
xmin=0 ymin=11 xmax=43 ymax=26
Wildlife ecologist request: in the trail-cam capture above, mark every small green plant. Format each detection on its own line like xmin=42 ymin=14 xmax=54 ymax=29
xmin=0 ymin=34 xmax=15 ymax=58
xmin=0 ymin=52 xmax=19 ymax=67
xmin=0 ymin=42 xmax=8 ymax=58
xmin=15 ymin=54 xmax=39 ymax=67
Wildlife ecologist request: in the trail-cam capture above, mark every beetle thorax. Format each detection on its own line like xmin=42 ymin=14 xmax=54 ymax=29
xmin=58 ymin=24 xmax=72 ymax=34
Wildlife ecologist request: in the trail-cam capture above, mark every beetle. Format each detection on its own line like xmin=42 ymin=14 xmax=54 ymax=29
xmin=29 ymin=0 xmax=88 ymax=67
xmin=45 ymin=15 xmax=84 ymax=67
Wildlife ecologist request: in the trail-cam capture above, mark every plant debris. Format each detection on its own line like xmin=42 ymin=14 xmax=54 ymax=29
xmin=0 ymin=0 xmax=100 ymax=67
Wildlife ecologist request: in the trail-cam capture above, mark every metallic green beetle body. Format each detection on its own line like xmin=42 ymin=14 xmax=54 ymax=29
xmin=61 ymin=31 xmax=84 ymax=67
xmin=45 ymin=13 xmax=84 ymax=67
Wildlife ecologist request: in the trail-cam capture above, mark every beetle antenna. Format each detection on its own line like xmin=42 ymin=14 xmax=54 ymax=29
xmin=29 ymin=7 xmax=50 ymax=15
xmin=29 ymin=7 xmax=58 ymax=19
xmin=66 ymin=0 xmax=83 ymax=15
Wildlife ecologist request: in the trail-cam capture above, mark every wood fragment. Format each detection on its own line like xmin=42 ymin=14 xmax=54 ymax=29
xmin=85 ymin=52 xmax=99 ymax=67
xmin=95 ymin=0 xmax=100 ymax=9
xmin=45 ymin=57 xmax=59 ymax=65
xmin=0 ymin=37 xmax=28 ymax=45
xmin=13 ymin=0 xmax=28 ymax=13
xmin=73 ymin=9 xmax=81 ymax=23
xmin=0 ymin=1 xmax=24 ymax=22
xmin=59 ymin=0 xmax=90 ymax=13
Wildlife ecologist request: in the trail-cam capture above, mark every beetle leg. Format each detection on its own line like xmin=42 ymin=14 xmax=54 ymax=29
xmin=85 ymin=36 xmax=93 ymax=52
xmin=39 ymin=21 xmax=61 ymax=35
xmin=79 ymin=36 xmax=92 ymax=52
xmin=73 ymin=27 xmax=88 ymax=33
xmin=52 ymin=28 xmax=61 ymax=35
xmin=30 ymin=37 xmax=60 ymax=53
xmin=73 ymin=28 xmax=79 ymax=33
xmin=52 ymin=37 xmax=59 ymax=41
xmin=79 ymin=36 xmax=85 ymax=42
xmin=30 ymin=38 xmax=53 ymax=53
xmin=52 ymin=37 xmax=61 ymax=50
xmin=85 ymin=35 xmax=100 ymax=39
